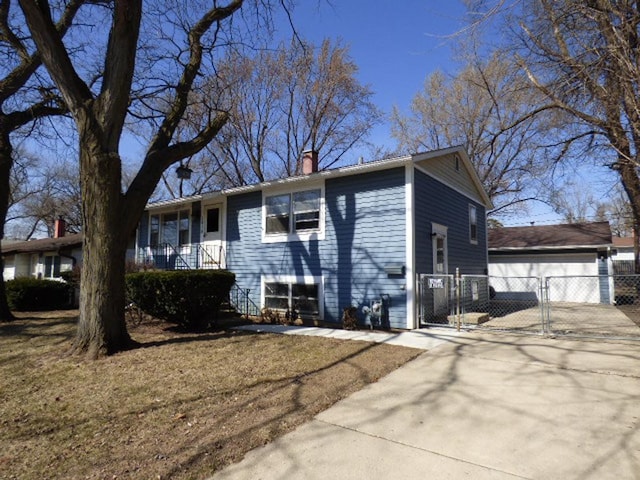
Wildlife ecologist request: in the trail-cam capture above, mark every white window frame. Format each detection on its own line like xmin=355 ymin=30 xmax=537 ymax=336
xmin=261 ymin=275 xmax=324 ymax=319
xmin=262 ymin=184 xmax=325 ymax=243
xmin=148 ymin=208 xmax=192 ymax=251
xmin=43 ymin=254 xmax=62 ymax=279
xmin=469 ymin=204 xmax=478 ymax=245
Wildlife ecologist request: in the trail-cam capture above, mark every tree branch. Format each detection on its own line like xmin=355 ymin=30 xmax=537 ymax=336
xmin=18 ymin=0 xmax=93 ymax=114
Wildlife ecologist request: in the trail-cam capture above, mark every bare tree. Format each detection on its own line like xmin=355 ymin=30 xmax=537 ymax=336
xmin=512 ymin=0 xmax=640 ymax=270
xmin=157 ymin=38 xmax=382 ymax=198
xmin=391 ymin=51 xmax=554 ymax=217
xmin=17 ymin=0 xmax=294 ymax=357
xmin=0 ymin=0 xmax=84 ymax=322
xmin=7 ymin=156 xmax=82 ymax=238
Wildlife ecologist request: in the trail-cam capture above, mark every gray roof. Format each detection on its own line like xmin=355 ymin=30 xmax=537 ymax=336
xmin=488 ymin=222 xmax=612 ymax=251
xmin=1 ymin=233 xmax=82 ymax=255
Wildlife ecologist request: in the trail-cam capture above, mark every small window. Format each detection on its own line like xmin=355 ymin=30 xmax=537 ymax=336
xmin=150 ymin=215 xmax=160 ymax=246
xmin=44 ymin=255 xmax=61 ymax=278
xmin=178 ymin=210 xmax=189 ymax=246
xmin=471 ymin=281 xmax=479 ymax=302
xmin=469 ymin=205 xmax=478 ymax=243
xmin=435 ymin=237 xmax=445 ymax=274
xmin=206 ymin=208 xmax=220 ymax=233
xmin=264 ymin=189 xmax=321 ymax=237
xmin=264 ymin=279 xmax=321 ymax=316
xmin=454 ymin=154 xmax=460 ymax=171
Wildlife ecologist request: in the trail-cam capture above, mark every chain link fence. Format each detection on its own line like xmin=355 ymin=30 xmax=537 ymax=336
xmin=418 ymin=273 xmax=640 ymax=339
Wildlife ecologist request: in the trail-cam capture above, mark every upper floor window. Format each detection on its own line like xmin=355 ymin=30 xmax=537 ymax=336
xmin=264 ymin=188 xmax=323 ymax=242
xmin=469 ymin=204 xmax=478 ymax=244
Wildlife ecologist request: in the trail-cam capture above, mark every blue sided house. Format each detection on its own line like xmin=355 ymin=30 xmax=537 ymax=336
xmin=135 ymin=146 xmax=493 ymax=330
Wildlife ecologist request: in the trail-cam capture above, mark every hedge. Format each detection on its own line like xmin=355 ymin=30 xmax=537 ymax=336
xmin=6 ymin=278 xmax=74 ymax=311
xmin=125 ymin=269 xmax=236 ymax=330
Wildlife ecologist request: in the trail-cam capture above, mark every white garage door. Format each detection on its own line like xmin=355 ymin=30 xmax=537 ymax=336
xmin=488 ymin=253 xmax=606 ymax=303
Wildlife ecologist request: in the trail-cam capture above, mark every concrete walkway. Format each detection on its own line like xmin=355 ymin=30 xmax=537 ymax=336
xmin=213 ymin=328 xmax=640 ymax=480
xmin=232 ymin=323 xmax=464 ymax=350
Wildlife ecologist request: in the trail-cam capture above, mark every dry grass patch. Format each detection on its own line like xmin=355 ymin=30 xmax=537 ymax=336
xmin=0 ymin=311 xmax=421 ymax=480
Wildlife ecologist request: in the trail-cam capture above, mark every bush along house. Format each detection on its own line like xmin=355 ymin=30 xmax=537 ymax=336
xmin=135 ymin=146 xmax=493 ymax=329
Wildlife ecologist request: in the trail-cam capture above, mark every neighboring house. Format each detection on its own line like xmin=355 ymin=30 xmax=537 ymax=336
xmin=1 ymin=218 xmax=138 ymax=283
xmin=1 ymin=219 xmax=82 ymax=282
xmin=136 ymin=146 xmax=493 ymax=329
xmin=611 ymin=236 xmax=635 ymax=273
xmin=488 ymin=222 xmax=614 ymax=303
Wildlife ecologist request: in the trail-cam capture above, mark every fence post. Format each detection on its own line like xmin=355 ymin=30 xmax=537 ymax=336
xmin=455 ymin=268 xmax=461 ymax=331
xmin=245 ymin=288 xmax=250 ymax=319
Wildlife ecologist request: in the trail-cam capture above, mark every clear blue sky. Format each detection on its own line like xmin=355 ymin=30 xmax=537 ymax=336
xmin=280 ymin=1 xmax=470 ymax=153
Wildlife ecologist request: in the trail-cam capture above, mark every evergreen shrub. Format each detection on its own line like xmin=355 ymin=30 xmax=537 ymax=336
xmin=6 ymin=278 xmax=73 ymax=311
xmin=125 ymin=269 xmax=236 ymax=330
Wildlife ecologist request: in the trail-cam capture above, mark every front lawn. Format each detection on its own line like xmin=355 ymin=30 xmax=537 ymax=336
xmin=0 ymin=312 xmax=421 ymax=479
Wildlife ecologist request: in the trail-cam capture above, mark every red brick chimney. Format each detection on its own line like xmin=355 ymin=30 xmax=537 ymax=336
xmin=54 ymin=217 xmax=66 ymax=238
xmin=302 ymin=149 xmax=318 ymax=175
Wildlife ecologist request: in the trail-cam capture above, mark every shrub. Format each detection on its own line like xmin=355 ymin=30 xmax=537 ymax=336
xmin=125 ymin=269 xmax=236 ymax=330
xmin=6 ymin=278 xmax=74 ymax=311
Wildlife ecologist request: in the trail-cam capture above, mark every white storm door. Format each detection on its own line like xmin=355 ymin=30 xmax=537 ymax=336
xmin=202 ymin=203 xmax=224 ymax=268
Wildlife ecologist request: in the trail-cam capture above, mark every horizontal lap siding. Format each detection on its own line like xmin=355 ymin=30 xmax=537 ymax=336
xmin=415 ymin=169 xmax=487 ymax=275
xmin=226 ymin=168 xmax=407 ymax=328
xmin=323 ymin=168 xmax=407 ymax=328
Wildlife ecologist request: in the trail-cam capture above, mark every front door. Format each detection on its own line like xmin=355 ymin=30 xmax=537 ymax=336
xmin=202 ymin=203 xmax=224 ymax=268
xmin=432 ymin=224 xmax=449 ymax=320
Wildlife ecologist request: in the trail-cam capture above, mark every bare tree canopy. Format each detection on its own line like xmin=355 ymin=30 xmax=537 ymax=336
xmin=157 ymin=38 xmax=382 ymax=198
xmin=16 ymin=0 xmax=289 ymax=356
xmin=511 ymin=0 xmax=640 ymax=269
xmin=391 ymin=51 xmax=554 ymax=217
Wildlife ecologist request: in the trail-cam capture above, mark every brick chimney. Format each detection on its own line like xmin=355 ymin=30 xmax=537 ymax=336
xmin=302 ymin=149 xmax=319 ymax=175
xmin=54 ymin=217 xmax=66 ymax=238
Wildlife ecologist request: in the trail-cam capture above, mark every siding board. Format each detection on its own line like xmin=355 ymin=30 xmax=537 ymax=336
xmin=226 ymin=168 xmax=408 ymax=328
xmin=414 ymin=169 xmax=487 ymax=276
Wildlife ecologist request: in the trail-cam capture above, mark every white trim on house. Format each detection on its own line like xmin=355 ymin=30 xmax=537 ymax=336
xmin=490 ymin=245 xmax=611 ymax=252
xmin=144 ymin=146 xmax=494 ymax=213
xmin=405 ymin=163 xmax=416 ymax=329
xmin=414 ymin=164 xmax=489 ymax=208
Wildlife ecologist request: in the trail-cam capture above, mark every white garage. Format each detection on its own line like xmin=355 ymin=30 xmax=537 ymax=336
xmin=488 ymin=222 xmax=613 ymax=304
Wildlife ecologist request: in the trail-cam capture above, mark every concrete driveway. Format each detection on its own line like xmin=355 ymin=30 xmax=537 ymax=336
xmin=481 ymin=302 xmax=640 ymax=338
xmin=210 ymin=331 xmax=640 ymax=480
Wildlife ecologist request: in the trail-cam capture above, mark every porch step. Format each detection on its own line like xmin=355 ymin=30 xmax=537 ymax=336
xmin=447 ymin=312 xmax=490 ymax=325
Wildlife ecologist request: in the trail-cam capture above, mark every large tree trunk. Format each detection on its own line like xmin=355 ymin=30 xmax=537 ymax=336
xmin=73 ymin=146 xmax=131 ymax=358
xmin=0 ymin=127 xmax=15 ymax=322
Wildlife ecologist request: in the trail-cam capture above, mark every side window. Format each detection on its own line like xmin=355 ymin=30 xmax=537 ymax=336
xmin=469 ymin=204 xmax=478 ymax=244
xmin=44 ymin=255 xmax=61 ymax=278
xmin=178 ymin=210 xmax=190 ymax=246
xmin=150 ymin=215 xmax=160 ymax=246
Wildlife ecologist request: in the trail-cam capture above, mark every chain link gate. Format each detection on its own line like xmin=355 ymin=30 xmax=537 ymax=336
xmin=418 ymin=273 xmax=457 ymax=327
xmin=418 ymin=272 xmax=640 ymax=339
xmin=418 ymin=273 xmax=546 ymax=333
